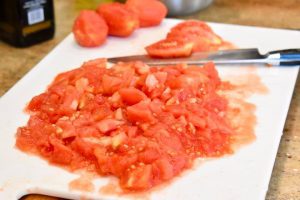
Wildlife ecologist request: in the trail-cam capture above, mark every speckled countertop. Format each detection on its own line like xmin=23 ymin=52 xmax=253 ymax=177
xmin=1 ymin=0 xmax=299 ymax=200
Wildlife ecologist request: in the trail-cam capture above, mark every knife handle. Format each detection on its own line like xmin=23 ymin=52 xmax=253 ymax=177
xmin=267 ymin=49 xmax=300 ymax=66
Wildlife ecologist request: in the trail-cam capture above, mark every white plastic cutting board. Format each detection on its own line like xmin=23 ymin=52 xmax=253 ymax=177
xmin=0 ymin=19 xmax=299 ymax=200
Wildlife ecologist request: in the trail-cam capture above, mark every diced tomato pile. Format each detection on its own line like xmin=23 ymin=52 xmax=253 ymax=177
xmin=16 ymin=59 xmax=236 ymax=191
xmin=73 ymin=0 xmax=167 ymax=47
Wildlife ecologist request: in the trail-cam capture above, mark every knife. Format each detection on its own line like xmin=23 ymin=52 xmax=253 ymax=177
xmin=107 ymin=48 xmax=300 ymax=66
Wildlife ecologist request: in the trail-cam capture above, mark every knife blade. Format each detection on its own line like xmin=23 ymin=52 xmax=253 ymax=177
xmin=107 ymin=48 xmax=300 ymax=66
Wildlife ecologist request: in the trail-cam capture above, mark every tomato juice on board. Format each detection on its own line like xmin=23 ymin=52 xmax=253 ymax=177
xmin=15 ymin=58 xmax=265 ymax=192
xmin=69 ymin=175 xmax=95 ymax=192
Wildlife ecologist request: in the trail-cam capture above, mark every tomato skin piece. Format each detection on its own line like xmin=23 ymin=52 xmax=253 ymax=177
xmin=126 ymin=0 xmax=167 ymax=27
xmin=119 ymin=87 xmax=147 ymax=105
xmin=97 ymin=2 xmax=139 ymax=37
xmin=145 ymin=38 xmax=194 ymax=58
xmin=73 ymin=10 xmax=108 ymax=47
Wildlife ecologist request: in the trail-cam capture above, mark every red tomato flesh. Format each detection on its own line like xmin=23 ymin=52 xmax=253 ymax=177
xmin=145 ymin=38 xmax=194 ymax=58
xmin=16 ymin=59 xmax=236 ymax=191
xmin=167 ymin=20 xmax=224 ymax=52
xmin=97 ymin=2 xmax=139 ymax=37
xmin=145 ymin=20 xmax=229 ymax=58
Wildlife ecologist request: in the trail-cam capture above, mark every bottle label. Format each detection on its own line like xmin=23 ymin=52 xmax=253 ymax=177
xmin=27 ymin=7 xmax=45 ymax=25
xmin=20 ymin=0 xmax=53 ymax=36
xmin=22 ymin=0 xmax=48 ymax=26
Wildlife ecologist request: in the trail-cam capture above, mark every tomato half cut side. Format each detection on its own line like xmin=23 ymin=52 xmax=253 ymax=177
xmin=167 ymin=32 xmax=211 ymax=52
xmin=145 ymin=39 xmax=194 ymax=58
xmin=97 ymin=2 xmax=139 ymax=37
xmin=167 ymin=20 xmax=224 ymax=52
xmin=72 ymin=10 xmax=108 ymax=47
xmin=170 ymin=20 xmax=213 ymax=33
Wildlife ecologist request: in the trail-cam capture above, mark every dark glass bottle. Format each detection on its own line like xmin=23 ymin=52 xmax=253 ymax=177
xmin=0 ymin=0 xmax=55 ymax=47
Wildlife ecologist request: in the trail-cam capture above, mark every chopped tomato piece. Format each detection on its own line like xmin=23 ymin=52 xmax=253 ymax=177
xmin=101 ymin=74 xmax=123 ymax=95
xmin=56 ymin=119 xmax=76 ymax=139
xmin=154 ymin=158 xmax=173 ymax=180
xmin=187 ymin=113 xmax=206 ymax=128
xmin=149 ymin=99 xmax=164 ymax=114
xmin=73 ymin=10 xmax=108 ymax=47
xmin=154 ymin=71 xmax=168 ymax=84
xmin=121 ymin=164 xmax=153 ymax=190
xmin=127 ymin=100 xmax=154 ymax=123
xmin=119 ymin=87 xmax=147 ymax=105
xmin=82 ymin=58 xmax=107 ymax=68
xmin=145 ymin=38 xmax=194 ymax=58
xmin=97 ymin=2 xmax=139 ymax=37
xmin=145 ymin=74 xmax=159 ymax=91
xmin=96 ymin=119 xmax=125 ymax=134
xmin=50 ymin=137 xmax=73 ymax=164
xmin=126 ymin=0 xmax=167 ymax=27
xmin=138 ymin=147 xmax=160 ymax=164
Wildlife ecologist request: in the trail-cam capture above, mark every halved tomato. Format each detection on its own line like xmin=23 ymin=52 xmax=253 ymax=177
xmin=167 ymin=31 xmax=212 ymax=52
xmin=170 ymin=20 xmax=213 ymax=33
xmin=72 ymin=10 xmax=108 ymax=47
xmin=145 ymin=38 xmax=194 ymax=58
xmin=97 ymin=2 xmax=139 ymax=37
xmin=126 ymin=0 xmax=167 ymax=27
xmin=167 ymin=20 xmax=223 ymax=52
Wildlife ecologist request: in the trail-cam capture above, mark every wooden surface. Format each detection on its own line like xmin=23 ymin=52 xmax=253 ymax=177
xmin=0 ymin=0 xmax=299 ymax=199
